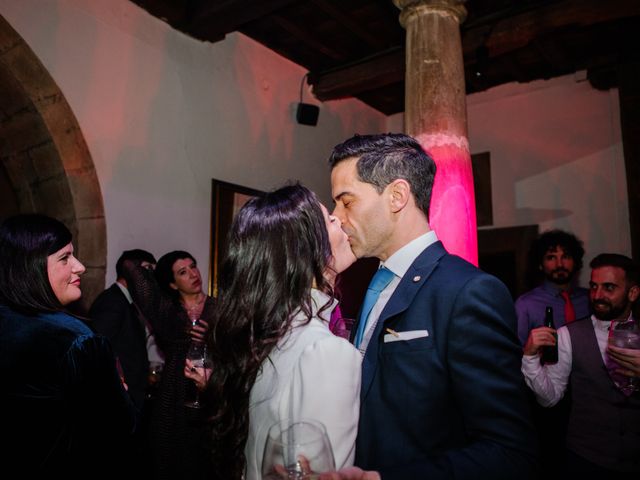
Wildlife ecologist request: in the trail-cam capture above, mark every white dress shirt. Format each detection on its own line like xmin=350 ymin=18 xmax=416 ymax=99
xmin=358 ymin=231 xmax=438 ymax=353
xmin=245 ymin=289 xmax=362 ymax=480
xmin=521 ymin=315 xmax=621 ymax=407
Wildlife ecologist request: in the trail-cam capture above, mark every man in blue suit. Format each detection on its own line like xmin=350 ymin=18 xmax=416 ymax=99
xmin=329 ymin=133 xmax=537 ymax=479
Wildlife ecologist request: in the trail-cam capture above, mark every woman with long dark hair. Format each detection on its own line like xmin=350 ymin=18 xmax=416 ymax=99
xmin=200 ymin=184 xmax=361 ymax=479
xmin=0 ymin=214 xmax=136 ymax=475
xmin=123 ymin=249 xmax=214 ymax=479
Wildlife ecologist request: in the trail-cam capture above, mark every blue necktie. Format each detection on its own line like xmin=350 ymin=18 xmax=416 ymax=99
xmin=354 ymin=266 xmax=395 ymax=348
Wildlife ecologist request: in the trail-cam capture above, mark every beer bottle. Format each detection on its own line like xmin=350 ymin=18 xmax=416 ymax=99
xmin=541 ymin=306 xmax=558 ymax=364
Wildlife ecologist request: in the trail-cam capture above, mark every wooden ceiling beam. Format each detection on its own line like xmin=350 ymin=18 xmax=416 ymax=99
xmin=310 ymin=48 xmax=404 ymax=100
xmin=188 ymin=0 xmax=299 ymax=41
xmin=464 ymin=0 xmax=640 ymax=58
xmin=311 ymin=0 xmax=640 ymax=101
xmin=311 ymin=0 xmax=388 ymax=50
xmin=266 ymin=13 xmax=348 ymax=62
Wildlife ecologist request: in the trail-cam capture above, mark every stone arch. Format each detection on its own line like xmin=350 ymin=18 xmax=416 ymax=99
xmin=0 ymin=15 xmax=106 ymax=311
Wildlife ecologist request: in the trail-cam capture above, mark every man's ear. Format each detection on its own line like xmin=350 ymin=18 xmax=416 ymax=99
xmin=388 ymin=179 xmax=410 ymax=213
xmin=628 ymin=284 xmax=640 ymax=303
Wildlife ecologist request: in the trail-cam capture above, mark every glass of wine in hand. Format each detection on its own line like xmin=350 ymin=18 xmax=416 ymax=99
xmin=261 ymin=419 xmax=335 ymax=479
xmin=609 ymin=320 xmax=640 ymax=392
xmin=184 ymin=340 xmax=209 ymax=408
xmin=184 ymin=312 xmax=209 ymax=409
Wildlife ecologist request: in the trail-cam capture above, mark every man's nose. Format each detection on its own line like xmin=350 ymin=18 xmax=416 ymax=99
xmin=332 ymin=206 xmax=344 ymax=222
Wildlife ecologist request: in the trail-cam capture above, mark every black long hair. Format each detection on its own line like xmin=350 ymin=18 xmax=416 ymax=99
xmin=0 ymin=214 xmax=73 ymax=313
xmin=205 ymin=184 xmax=333 ymax=479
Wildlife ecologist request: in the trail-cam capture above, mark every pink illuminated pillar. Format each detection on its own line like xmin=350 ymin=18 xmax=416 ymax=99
xmin=394 ymin=0 xmax=477 ymax=265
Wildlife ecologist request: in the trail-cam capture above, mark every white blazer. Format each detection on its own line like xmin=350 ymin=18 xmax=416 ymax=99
xmin=245 ymin=289 xmax=362 ymax=480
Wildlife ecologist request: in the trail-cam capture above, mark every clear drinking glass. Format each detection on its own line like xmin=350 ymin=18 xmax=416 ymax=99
xmin=261 ymin=419 xmax=335 ymax=479
xmin=609 ymin=320 xmax=640 ymax=392
xmin=184 ymin=341 xmax=209 ymax=408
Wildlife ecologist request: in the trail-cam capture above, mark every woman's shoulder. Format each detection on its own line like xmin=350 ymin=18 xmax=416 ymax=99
xmin=40 ymin=311 xmax=94 ymax=335
xmin=293 ymin=321 xmax=360 ymax=362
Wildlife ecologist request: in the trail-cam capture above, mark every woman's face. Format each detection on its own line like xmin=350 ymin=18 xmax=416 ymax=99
xmin=321 ymin=203 xmax=356 ymax=277
xmin=47 ymin=242 xmax=86 ymax=305
xmin=170 ymin=257 xmax=203 ymax=296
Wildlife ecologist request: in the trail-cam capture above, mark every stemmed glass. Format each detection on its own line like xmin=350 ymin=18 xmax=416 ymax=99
xmin=184 ymin=341 xmax=209 ymax=408
xmin=184 ymin=312 xmax=209 ymax=408
xmin=261 ymin=419 xmax=335 ymax=479
xmin=608 ymin=320 xmax=640 ymax=392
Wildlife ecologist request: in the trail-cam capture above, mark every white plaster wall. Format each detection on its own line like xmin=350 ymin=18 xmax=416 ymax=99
xmin=0 ymin=0 xmax=386 ymax=285
xmin=467 ymin=74 xmax=630 ymax=286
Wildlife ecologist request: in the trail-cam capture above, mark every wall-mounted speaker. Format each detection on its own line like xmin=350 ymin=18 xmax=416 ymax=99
xmin=296 ymin=102 xmax=319 ymax=126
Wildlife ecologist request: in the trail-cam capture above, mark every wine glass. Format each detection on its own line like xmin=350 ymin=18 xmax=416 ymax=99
xmin=608 ymin=320 xmax=640 ymax=392
xmin=261 ymin=419 xmax=335 ymax=479
xmin=184 ymin=341 xmax=209 ymax=408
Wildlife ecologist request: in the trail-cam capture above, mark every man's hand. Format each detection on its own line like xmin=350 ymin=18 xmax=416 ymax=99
xmin=523 ymin=326 xmax=557 ymax=356
xmin=607 ymin=345 xmax=640 ymax=377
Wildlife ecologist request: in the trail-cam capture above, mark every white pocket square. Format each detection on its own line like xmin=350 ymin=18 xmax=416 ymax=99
xmin=383 ymin=329 xmax=429 ymax=343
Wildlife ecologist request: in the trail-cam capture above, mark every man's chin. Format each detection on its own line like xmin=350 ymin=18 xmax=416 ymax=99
xmin=548 ymin=275 xmax=571 ymax=285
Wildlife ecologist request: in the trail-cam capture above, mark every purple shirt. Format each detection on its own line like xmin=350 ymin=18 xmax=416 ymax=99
xmin=515 ymin=280 xmax=590 ymax=345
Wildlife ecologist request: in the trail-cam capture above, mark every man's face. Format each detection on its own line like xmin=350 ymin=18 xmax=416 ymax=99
xmin=541 ymin=246 xmax=575 ymax=286
xmin=589 ymin=266 xmax=638 ymax=321
xmin=330 ymin=157 xmax=393 ymax=260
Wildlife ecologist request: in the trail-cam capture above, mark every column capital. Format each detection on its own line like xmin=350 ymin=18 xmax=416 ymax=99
xmin=393 ymin=0 xmax=467 ymax=27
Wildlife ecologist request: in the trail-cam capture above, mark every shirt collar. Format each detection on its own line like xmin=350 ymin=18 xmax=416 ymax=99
xmin=591 ymin=313 xmax=635 ymax=331
xmin=115 ymin=281 xmax=133 ymax=304
xmin=290 ymin=288 xmax=338 ymax=326
xmin=382 ymin=231 xmax=438 ymax=278
xmin=541 ymin=280 xmax=570 ymax=297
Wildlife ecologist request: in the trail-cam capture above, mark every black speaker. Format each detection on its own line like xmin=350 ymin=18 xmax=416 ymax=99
xmin=296 ymin=102 xmax=319 ymax=126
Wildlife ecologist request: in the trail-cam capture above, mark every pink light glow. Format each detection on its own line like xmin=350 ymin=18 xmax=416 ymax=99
xmin=421 ymin=142 xmax=478 ymax=266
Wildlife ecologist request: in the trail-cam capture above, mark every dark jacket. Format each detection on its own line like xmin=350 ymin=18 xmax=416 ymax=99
xmin=90 ymin=283 xmax=150 ymax=408
xmin=0 ymin=304 xmax=137 ymax=475
xmin=354 ymin=241 xmax=538 ymax=479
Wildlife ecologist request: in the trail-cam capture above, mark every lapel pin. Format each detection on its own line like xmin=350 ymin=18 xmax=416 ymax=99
xmin=413 ymin=275 xmax=421 ymax=282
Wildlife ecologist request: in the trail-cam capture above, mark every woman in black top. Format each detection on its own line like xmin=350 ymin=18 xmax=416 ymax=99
xmin=124 ymin=250 xmax=214 ymax=480
xmin=0 ymin=214 xmax=136 ymax=476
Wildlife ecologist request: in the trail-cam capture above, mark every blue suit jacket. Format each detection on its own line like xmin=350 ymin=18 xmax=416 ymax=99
xmin=354 ymin=241 xmax=537 ymax=479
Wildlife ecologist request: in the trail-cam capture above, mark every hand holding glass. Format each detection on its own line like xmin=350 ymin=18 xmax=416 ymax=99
xmin=609 ymin=321 xmax=640 ymax=392
xmin=184 ymin=341 xmax=210 ymax=408
xmin=262 ymin=419 xmax=335 ymax=479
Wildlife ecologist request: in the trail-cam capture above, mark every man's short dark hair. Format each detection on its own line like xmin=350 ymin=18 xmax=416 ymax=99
xmin=590 ymin=253 xmax=640 ymax=287
xmin=115 ymin=249 xmax=156 ymax=279
xmin=329 ymin=133 xmax=436 ymax=220
xmin=531 ymin=229 xmax=585 ymax=271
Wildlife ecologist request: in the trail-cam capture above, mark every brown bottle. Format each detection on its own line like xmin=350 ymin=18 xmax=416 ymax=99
xmin=541 ymin=306 xmax=558 ymax=364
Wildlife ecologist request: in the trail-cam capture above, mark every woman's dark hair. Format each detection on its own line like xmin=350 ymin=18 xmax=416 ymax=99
xmin=0 ymin=214 xmax=73 ymax=313
xmin=205 ymin=183 xmax=333 ymax=479
xmin=154 ymin=250 xmax=196 ymax=303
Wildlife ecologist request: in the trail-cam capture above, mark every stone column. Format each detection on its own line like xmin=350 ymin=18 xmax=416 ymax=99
xmin=394 ymin=0 xmax=477 ymax=265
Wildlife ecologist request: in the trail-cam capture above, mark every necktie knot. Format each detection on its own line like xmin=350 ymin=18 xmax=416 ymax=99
xmin=560 ymin=289 xmax=576 ymax=324
xmin=368 ymin=266 xmax=395 ymax=293
xmin=354 ymin=266 xmax=395 ymax=349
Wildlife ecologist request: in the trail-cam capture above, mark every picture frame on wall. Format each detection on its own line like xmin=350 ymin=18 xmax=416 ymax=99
xmin=209 ymin=179 xmax=264 ymax=296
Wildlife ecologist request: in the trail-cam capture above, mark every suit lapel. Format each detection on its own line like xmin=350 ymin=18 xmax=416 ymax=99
xmin=360 ymin=241 xmax=447 ymax=400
